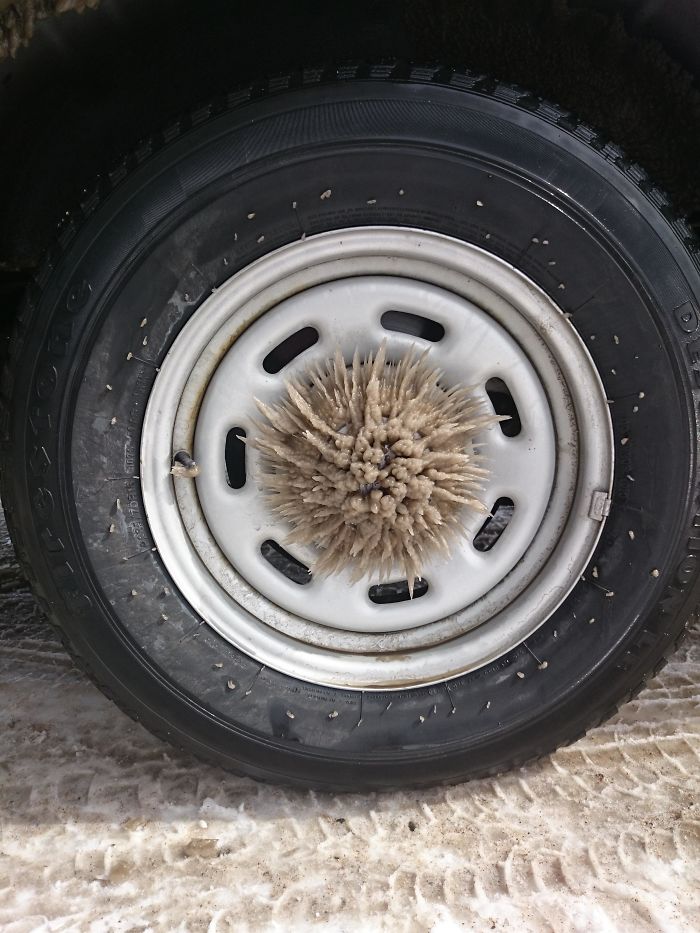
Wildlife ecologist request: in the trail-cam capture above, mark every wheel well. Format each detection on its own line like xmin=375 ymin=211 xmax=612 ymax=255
xmin=0 ymin=0 xmax=698 ymax=331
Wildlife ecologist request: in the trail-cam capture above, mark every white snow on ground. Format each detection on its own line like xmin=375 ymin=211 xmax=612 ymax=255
xmin=0 ymin=513 xmax=698 ymax=931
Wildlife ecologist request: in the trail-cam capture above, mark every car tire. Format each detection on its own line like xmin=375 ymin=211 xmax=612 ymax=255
xmin=2 ymin=66 xmax=699 ymax=789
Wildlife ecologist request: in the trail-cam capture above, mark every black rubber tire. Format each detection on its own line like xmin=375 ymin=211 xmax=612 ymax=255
xmin=3 ymin=67 xmax=700 ymax=790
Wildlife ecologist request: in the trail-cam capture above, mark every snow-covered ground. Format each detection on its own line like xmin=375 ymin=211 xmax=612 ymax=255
xmin=0 ymin=512 xmax=698 ymax=932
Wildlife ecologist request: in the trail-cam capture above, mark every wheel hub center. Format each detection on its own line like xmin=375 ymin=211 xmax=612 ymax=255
xmin=251 ymin=341 xmax=499 ymax=588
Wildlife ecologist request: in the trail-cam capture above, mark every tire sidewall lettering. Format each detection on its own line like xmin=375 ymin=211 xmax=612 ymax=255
xmin=27 ymin=281 xmax=95 ymax=618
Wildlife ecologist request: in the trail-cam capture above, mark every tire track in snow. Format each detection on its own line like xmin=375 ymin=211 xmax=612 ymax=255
xmin=0 ymin=509 xmax=698 ymax=931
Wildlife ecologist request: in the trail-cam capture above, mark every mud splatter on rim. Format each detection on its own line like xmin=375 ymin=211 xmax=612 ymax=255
xmin=141 ymin=227 xmax=613 ymax=689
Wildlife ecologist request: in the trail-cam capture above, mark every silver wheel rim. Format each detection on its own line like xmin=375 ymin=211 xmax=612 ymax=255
xmin=141 ymin=227 xmax=613 ymax=689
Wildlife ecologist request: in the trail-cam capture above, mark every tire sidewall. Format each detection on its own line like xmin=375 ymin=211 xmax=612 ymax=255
xmin=7 ymin=77 xmax=700 ymax=787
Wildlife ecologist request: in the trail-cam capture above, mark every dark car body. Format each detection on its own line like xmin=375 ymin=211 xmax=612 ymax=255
xmin=0 ymin=0 xmax=698 ymax=326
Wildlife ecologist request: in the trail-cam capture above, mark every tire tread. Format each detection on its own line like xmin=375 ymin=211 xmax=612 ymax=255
xmin=1 ymin=63 xmax=697 ymax=789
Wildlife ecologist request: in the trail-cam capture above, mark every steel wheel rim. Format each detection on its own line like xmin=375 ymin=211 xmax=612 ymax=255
xmin=141 ymin=227 xmax=613 ymax=689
